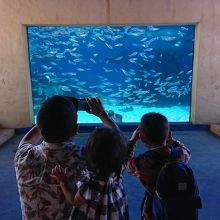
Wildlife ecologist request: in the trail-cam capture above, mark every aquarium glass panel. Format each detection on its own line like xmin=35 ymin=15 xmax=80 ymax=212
xmin=27 ymin=25 xmax=195 ymax=123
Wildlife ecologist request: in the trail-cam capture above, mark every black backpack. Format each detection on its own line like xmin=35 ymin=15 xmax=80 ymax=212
xmin=153 ymin=148 xmax=202 ymax=220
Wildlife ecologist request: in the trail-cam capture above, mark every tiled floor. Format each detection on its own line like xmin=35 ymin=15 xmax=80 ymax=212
xmin=0 ymin=131 xmax=220 ymax=220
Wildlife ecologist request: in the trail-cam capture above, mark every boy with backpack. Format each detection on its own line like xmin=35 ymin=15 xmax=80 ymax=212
xmin=126 ymin=112 xmax=201 ymax=220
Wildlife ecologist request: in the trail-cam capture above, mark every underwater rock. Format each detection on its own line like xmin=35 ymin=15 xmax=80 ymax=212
xmin=114 ymin=113 xmax=123 ymax=123
xmin=107 ymin=110 xmax=115 ymax=117
xmin=107 ymin=110 xmax=123 ymax=123
xmin=118 ymin=106 xmax=133 ymax=112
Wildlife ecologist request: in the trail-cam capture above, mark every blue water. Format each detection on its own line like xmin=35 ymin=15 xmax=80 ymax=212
xmin=27 ymin=25 xmax=195 ymax=123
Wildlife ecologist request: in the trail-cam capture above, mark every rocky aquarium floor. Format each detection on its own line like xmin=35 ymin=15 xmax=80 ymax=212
xmin=78 ymin=104 xmax=190 ymax=123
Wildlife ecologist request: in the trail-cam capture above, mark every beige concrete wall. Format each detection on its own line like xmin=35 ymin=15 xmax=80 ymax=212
xmin=0 ymin=0 xmax=219 ymax=127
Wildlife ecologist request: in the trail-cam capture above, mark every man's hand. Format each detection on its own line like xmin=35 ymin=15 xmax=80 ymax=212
xmin=86 ymin=97 xmax=120 ymax=131
xmin=85 ymin=97 xmax=105 ymax=117
xmin=130 ymin=127 xmax=140 ymax=142
xmin=51 ymin=165 xmax=68 ymax=183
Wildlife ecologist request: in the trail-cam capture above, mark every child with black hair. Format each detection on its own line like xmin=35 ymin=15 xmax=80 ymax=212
xmin=126 ymin=112 xmax=190 ymax=220
xmin=51 ymin=99 xmax=129 ymax=220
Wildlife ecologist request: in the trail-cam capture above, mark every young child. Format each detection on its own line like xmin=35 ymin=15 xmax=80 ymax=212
xmin=51 ymin=108 xmax=129 ymax=219
xmin=126 ymin=112 xmax=190 ymax=220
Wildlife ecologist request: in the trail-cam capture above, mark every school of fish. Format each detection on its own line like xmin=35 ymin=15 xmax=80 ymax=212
xmin=28 ymin=25 xmax=195 ymax=116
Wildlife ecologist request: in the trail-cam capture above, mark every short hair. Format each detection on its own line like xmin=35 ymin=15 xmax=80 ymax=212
xmin=37 ymin=95 xmax=77 ymax=143
xmin=140 ymin=112 xmax=169 ymax=146
xmin=84 ymin=127 xmax=126 ymax=178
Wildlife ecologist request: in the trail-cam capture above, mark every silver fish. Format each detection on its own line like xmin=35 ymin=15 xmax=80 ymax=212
xmin=115 ymin=43 xmax=123 ymax=47
xmin=129 ymin=58 xmax=138 ymax=63
xmin=60 ymin=86 xmax=71 ymax=92
xmin=115 ymin=56 xmax=123 ymax=61
xmin=105 ymin=43 xmax=113 ymax=49
xmin=103 ymin=67 xmax=113 ymax=72
xmin=90 ymin=58 xmax=96 ymax=64
xmin=129 ymin=52 xmax=138 ymax=57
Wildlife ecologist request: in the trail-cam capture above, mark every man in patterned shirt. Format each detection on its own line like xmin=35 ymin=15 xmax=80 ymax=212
xmin=14 ymin=96 xmax=117 ymax=220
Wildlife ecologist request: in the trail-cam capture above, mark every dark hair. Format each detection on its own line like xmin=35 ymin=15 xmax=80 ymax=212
xmin=140 ymin=112 xmax=169 ymax=146
xmin=37 ymin=95 xmax=77 ymax=143
xmin=84 ymin=127 xmax=126 ymax=178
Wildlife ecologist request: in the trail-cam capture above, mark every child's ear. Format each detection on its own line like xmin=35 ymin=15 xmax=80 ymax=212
xmin=166 ymin=130 xmax=172 ymax=141
xmin=72 ymin=124 xmax=79 ymax=136
xmin=140 ymin=133 xmax=148 ymax=144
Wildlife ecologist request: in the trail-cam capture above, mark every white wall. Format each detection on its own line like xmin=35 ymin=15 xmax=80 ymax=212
xmin=0 ymin=0 xmax=220 ymax=127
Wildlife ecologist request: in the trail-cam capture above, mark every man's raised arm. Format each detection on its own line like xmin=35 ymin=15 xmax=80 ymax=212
xmin=86 ymin=97 xmax=120 ymax=132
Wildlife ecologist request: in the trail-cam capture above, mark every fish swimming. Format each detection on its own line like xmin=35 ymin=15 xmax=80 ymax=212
xmin=28 ymin=25 xmax=194 ymax=124
xmin=115 ymin=56 xmax=123 ymax=61
xmin=129 ymin=58 xmax=138 ymax=63
xmin=129 ymin=52 xmax=138 ymax=57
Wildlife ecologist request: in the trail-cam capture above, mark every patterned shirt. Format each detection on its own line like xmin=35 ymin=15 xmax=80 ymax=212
xmin=70 ymin=172 xmax=129 ymax=220
xmin=14 ymin=141 xmax=86 ymax=220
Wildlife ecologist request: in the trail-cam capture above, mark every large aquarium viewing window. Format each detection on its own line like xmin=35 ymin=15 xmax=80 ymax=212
xmin=27 ymin=25 xmax=195 ymax=123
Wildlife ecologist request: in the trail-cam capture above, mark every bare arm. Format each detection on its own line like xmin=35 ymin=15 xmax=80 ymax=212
xmin=51 ymin=165 xmax=86 ymax=207
xmin=126 ymin=127 xmax=140 ymax=159
xmin=59 ymin=183 xmax=85 ymax=207
xmin=124 ymin=127 xmax=141 ymax=174
xmin=19 ymin=125 xmax=42 ymax=147
xmin=86 ymin=97 xmax=120 ymax=131
xmin=99 ymin=111 xmax=120 ymax=131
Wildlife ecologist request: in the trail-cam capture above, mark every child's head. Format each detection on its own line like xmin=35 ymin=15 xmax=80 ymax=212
xmin=84 ymin=127 xmax=126 ymax=178
xmin=37 ymin=95 xmax=78 ymax=143
xmin=140 ymin=112 xmax=169 ymax=147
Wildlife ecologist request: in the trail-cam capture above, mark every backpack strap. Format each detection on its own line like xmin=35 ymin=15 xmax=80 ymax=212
xmin=169 ymin=147 xmax=184 ymax=161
